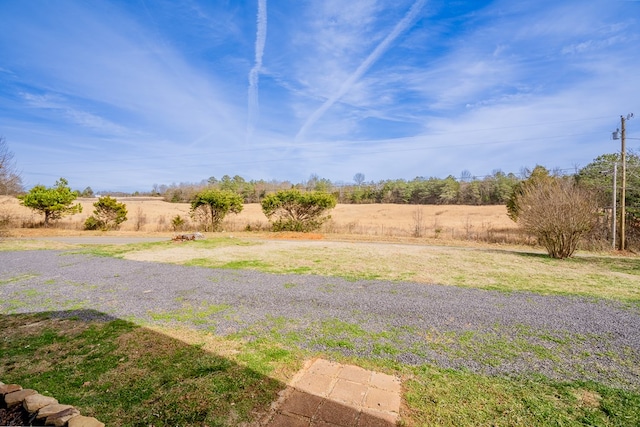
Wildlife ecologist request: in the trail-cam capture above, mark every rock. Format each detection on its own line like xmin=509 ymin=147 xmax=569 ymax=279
xmin=4 ymin=389 xmax=37 ymax=407
xmin=172 ymin=232 xmax=206 ymax=241
xmin=0 ymin=384 xmax=22 ymax=396
xmin=68 ymin=415 xmax=106 ymax=427
xmin=23 ymin=393 xmax=59 ymax=412
xmin=0 ymin=383 xmax=104 ymax=426
xmin=36 ymin=403 xmax=75 ymax=419
xmin=46 ymin=407 xmax=80 ymax=427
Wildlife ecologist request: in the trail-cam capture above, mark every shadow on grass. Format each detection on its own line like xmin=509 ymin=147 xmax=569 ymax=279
xmin=0 ymin=309 xmax=393 ymax=427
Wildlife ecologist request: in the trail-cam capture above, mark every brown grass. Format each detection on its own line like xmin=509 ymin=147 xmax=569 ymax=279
xmin=1 ymin=196 xmax=520 ymax=244
xmin=118 ymin=238 xmax=640 ymax=301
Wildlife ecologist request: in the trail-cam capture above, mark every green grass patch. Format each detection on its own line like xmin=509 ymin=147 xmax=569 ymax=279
xmin=71 ymin=241 xmax=166 ymax=257
xmin=309 ymin=319 xmax=371 ymax=352
xmin=13 ymin=288 xmax=44 ymax=299
xmin=0 ymin=312 xmax=296 ymax=426
xmin=184 ymin=257 xmax=216 ymax=267
xmin=0 ymin=273 xmax=39 ymax=285
xmin=283 ymin=266 xmax=313 ymax=274
xmin=404 ymin=366 xmax=640 ymax=426
xmin=150 ymin=302 xmax=233 ymax=326
xmin=188 ymin=238 xmax=259 ymax=249
xmin=220 ymin=260 xmax=271 ymax=269
xmin=2 ymin=298 xmax=28 ymax=313
xmin=372 ymin=342 xmax=401 ymax=356
xmin=184 ymin=258 xmax=272 ymax=270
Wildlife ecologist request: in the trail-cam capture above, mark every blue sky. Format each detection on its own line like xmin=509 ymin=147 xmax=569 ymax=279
xmin=1 ymin=0 xmax=639 ymax=192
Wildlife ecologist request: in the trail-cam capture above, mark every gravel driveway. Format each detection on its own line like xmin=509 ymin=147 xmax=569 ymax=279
xmin=1 ymin=250 xmax=639 ymax=391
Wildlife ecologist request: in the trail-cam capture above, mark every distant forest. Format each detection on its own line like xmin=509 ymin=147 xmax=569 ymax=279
xmin=129 ymin=170 xmax=528 ymax=206
xmin=81 ymin=152 xmax=639 ymax=209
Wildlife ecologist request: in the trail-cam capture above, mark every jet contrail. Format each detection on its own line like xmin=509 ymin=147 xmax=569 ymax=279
xmin=247 ymin=0 xmax=267 ymax=140
xmin=296 ymin=0 xmax=427 ymax=141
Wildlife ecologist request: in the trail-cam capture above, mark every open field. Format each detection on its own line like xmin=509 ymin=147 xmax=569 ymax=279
xmin=1 ymin=195 xmax=521 ymax=243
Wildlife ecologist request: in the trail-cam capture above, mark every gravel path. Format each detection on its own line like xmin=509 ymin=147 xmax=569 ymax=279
xmin=1 ymin=250 xmax=639 ymax=391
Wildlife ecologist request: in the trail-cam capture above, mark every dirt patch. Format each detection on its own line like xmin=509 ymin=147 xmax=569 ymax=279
xmin=575 ymin=390 xmax=602 ymax=408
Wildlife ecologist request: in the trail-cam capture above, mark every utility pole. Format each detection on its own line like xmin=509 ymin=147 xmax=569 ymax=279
xmin=621 ymin=115 xmax=627 ymax=251
xmin=612 ymin=162 xmax=617 ymax=249
xmin=613 ymin=113 xmax=634 ymax=250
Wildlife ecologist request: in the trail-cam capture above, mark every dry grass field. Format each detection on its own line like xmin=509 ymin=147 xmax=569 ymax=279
xmin=0 ymin=196 xmax=521 ymax=244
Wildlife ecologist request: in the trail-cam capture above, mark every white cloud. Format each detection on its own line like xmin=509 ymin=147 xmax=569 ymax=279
xmin=21 ymin=93 xmax=132 ymax=136
xmin=295 ymin=0 xmax=428 ymax=140
xmin=247 ymin=0 xmax=268 ymax=141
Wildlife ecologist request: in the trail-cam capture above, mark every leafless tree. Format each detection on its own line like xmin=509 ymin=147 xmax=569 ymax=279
xmin=411 ymin=206 xmax=425 ymax=237
xmin=0 ymin=137 xmax=23 ymax=195
xmin=516 ymin=178 xmax=599 ymax=259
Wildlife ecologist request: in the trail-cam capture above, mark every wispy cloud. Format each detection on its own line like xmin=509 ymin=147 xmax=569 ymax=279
xmin=295 ymin=0 xmax=427 ymax=141
xmin=21 ymin=92 xmax=131 ymax=136
xmin=247 ymin=0 xmax=268 ymax=140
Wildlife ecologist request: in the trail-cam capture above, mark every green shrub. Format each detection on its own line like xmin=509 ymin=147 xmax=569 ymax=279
xmin=261 ymin=189 xmax=336 ymax=232
xmin=83 ymin=216 xmax=102 ymax=231
xmin=172 ymin=215 xmax=186 ymax=231
xmin=84 ymin=196 xmax=127 ymax=231
xmin=190 ymin=189 xmax=243 ymax=232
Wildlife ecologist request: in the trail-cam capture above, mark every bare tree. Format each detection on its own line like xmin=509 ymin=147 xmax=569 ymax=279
xmin=516 ymin=178 xmax=599 ymax=259
xmin=0 ymin=136 xmax=23 ymax=195
xmin=411 ymin=206 xmax=425 ymax=237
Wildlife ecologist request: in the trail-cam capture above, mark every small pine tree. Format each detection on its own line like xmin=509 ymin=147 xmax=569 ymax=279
xmin=84 ymin=196 xmax=127 ymax=231
xmin=18 ymin=178 xmax=82 ymax=226
xmin=171 ymin=215 xmax=186 ymax=231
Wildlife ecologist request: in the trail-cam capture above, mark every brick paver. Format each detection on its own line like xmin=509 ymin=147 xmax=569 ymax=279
xmin=328 ymin=379 xmax=368 ymax=406
xmin=279 ymin=390 xmax=324 ymax=418
xmin=263 ymin=358 xmax=401 ymax=426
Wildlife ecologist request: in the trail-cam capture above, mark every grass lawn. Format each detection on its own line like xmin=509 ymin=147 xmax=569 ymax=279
xmin=2 ymin=311 xmax=639 ymax=426
xmin=1 ymin=235 xmax=640 ymax=426
xmin=0 ymin=312 xmax=298 ymax=426
xmin=77 ymin=236 xmax=640 ymax=304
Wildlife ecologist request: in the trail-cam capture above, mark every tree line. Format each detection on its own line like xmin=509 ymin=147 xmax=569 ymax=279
xmin=154 ymin=170 xmax=522 ymax=206
xmin=151 ymin=152 xmax=640 ymax=218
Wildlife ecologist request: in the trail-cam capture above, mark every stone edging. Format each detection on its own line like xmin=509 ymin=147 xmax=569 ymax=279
xmin=0 ymin=381 xmax=104 ymax=427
